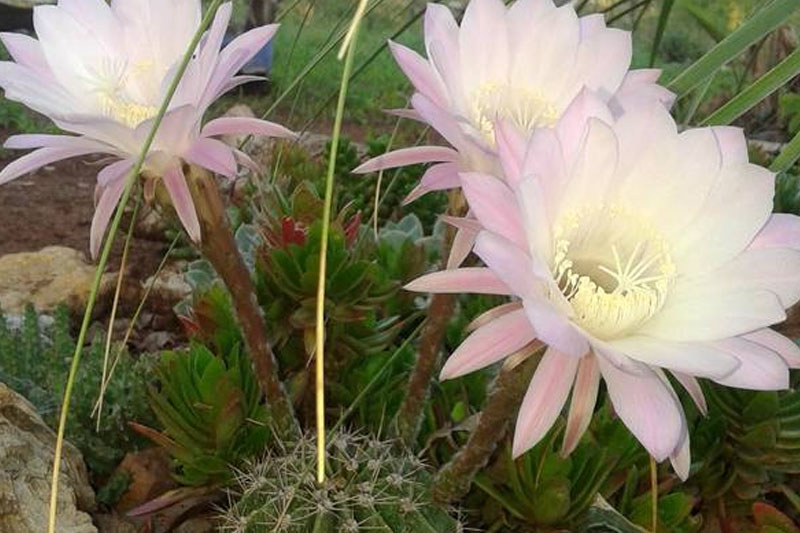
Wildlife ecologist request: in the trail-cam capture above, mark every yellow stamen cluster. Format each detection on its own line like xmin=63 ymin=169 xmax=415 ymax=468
xmin=551 ymin=204 xmax=675 ymax=339
xmin=469 ymin=82 xmax=559 ymax=143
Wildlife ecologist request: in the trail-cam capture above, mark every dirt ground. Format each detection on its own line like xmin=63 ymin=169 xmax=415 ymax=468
xmin=0 ymin=129 xmax=168 ymax=280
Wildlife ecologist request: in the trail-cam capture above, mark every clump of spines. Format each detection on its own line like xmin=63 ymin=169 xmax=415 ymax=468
xmin=221 ymin=431 xmax=463 ymax=532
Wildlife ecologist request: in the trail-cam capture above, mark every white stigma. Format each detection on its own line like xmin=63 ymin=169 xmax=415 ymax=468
xmin=469 ymin=82 xmax=559 ymax=143
xmin=551 ymin=205 xmax=675 ymax=339
xmin=84 ymin=57 xmax=158 ymax=128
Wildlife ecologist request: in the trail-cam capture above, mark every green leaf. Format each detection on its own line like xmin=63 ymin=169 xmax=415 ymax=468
xmin=650 ymin=0 xmax=675 ymax=67
xmin=667 ymin=0 xmax=800 ymax=96
xmin=676 ymin=0 xmax=727 ymax=43
xmin=702 ymin=47 xmax=800 ymax=125
xmin=772 ymin=130 xmax=800 ymax=174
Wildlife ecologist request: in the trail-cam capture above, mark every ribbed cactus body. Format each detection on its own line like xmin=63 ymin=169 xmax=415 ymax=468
xmin=222 ymin=431 xmax=462 ymax=532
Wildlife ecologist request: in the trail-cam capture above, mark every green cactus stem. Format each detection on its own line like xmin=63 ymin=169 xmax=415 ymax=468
xmin=184 ymin=165 xmax=298 ymax=438
xmin=432 ymin=347 xmax=544 ymax=505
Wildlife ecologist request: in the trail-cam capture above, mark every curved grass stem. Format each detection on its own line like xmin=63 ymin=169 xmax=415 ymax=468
xmin=47 ymin=3 xmax=225 ymax=531
xmin=315 ymin=0 xmax=365 ymax=485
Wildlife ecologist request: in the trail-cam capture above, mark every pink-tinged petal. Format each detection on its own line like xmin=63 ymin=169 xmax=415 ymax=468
xmin=402 ymin=163 xmax=460 ymax=205
xmin=424 ymin=2 xmax=458 ymax=61
xmin=201 ymin=116 xmax=296 ymax=140
xmin=671 ymin=371 xmax=708 ymax=416
xmin=596 ymin=356 xmax=684 ymax=461
xmin=0 ymin=32 xmax=50 ymax=75
xmin=556 ymin=89 xmax=613 ymax=167
xmin=611 ymin=69 xmax=675 ymax=114
xmin=162 ymin=163 xmax=201 ymax=243
xmin=353 ymin=145 xmax=458 ymax=174
xmin=670 ymin=426 xmax=691 ymax=481
xmin=447 ymin=225 xmax=478 ymax=269
xmin=0 ymin=61 xmax=76 ymax=118
xmin=461 ymin=172 xmax=526 ymax=250
xmin=523 ymin=298 xmax=590 ymax=359
xmin=459 ymin=0 xmax=509 ymax=96
xmin=494 ymin=120 xmax=526 ymax=186
xmin=185 ymin=138 xmax=237 ymax=178
xmin=559 ymin=117 xmax=618 ymax=213
xmin=522 ymin=128 xmax=567 ymax=215
xmin=709 ymin=337 xmax=790 ymax=390
xmin=205 ymin=24 xmax=278 ymax=101
xmin=97 ymin=159 xmax=134 ymax=187
xmin=411 ymin=93 xmax=473 ymax=153
xmin=217 ymin=74 xmax=265 ymax=96
xmin=742 ymin=329 xmax=800 ymax=368
xmin=712 ymin=126 xmax=748 ymax=166
xmin=607 ymin=336 xmax=740 ymax=379
xmin=574 ymin=25 xmax=631 ymax=101
xmin=517 ymin=175 xmax=552 ymax=260
xmin=474 ymin=231 xmax=537 ymax=298
xmin=513 ymin=347 xmax=579 ymax=457
xmin=4 ymin=134 xmax=111 ymax=151
xmin=404 ymin=267 xmax=511 ymax=295
xmin=0 ymin=146 xmax=102 ymax=184
xmin=750 ymin=214 xmax=800 ymax=251
xmin=233 ymin=149 xmax=261 ymax=174
xmin=384 ymin=108 xmax=423 ymax=121
xmin=562 ymin=355 xmax=600 ymax=456
xmin=90 ymin=177 xmax=128 ymax=259
xmin=440 ymin=215 xmax=483 ymax=233
xmin=467 ymin=301 xmax=523 ymax=333
xmin=442 ymin=308 xmax=536 ymax=379
xmin=389 ymin=40 xmax=445 ymax=108
xmin=141 ymin=105 xmax=201 ymax=154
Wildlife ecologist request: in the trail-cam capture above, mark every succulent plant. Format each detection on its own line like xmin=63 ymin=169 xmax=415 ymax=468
xmin=132 ymin=341 xmax=272 ymax=487
xmin=220 ymin=430 xmax=463 ymax=532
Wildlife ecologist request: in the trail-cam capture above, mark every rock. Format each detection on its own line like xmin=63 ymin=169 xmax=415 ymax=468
xmin=0 ymin=246 xmax=115 ymax=314
xmin=0 ymin=382 xmax=96 ymax=532
xmin=114 ymin=448 xmax=177 ymax=513
xmin=143 ymin=261 xmax=192 ymax=314
xmin=94 ymin=513 xmax=137 ymax=533
xmin=174 ymin=516 xmax=217 ymax=533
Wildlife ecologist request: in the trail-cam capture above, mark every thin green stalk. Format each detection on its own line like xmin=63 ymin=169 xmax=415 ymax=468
xmin=771 ymin=130 xmax=800 ymax=174
xmin=315 ymin=0 xmax=365 ymax=485
xmin=47 ymin=3 xmax=224 ymax=531
xmin=650 ymin=456 xmax=658 ymax=532
xmin=681 ymin=73 xmax=715 ymax=127
xmin=96 ymin=194 xmax=141 ymax=430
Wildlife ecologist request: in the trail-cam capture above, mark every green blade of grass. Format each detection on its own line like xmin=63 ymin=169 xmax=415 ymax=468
xmin=701 ymin=47 xmax=800 ymax=126
xmin=771 ymin=130 xmax=800 ymax=174
xmin=667 ymin=0 xmax=800 ymax=96
xmin=649 ymin=0 xmax=675 ymax=67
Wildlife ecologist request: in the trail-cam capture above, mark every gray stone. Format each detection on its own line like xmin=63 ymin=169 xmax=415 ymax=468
xmin=0 ymin=382 xmax=96 ymax=532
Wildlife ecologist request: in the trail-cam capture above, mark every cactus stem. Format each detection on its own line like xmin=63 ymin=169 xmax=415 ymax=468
xmin=432 ymin=347 xmax=544 ymax=504
xmin=650 ymin=456 xmax=658 ymax=533
xmin=185 ymin=165 xmax=298 ymax=438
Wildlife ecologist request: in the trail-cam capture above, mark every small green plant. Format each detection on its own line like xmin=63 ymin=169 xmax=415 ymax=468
xmin=0 ymin=305 xmax=157 ymax=475
xmin=132 ymin=341 xmax=272 ymax=487
xmin=221 ymin=430 xmax=463 ymax=532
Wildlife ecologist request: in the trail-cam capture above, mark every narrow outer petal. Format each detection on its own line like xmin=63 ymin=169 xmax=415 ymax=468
xmin=162 ymin=163 xmax=201 ymax=242
xmin=562 ymin=355 xmax=600 ymax=456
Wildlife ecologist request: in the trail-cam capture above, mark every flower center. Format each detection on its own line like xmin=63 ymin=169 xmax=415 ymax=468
xmin=85 ymin=58 xmax=159 ymax=128
xmin=469 ymin=82 xmax=559 ymax=143
xmin=551 ymin=205 xmax=676 ymax=339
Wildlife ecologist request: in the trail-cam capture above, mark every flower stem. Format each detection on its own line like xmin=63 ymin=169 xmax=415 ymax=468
xmin=315 ymin=5 xmax=363 ymax=484
xmin=432 ymin=347 xmax=544 ymax=504
xmin=185 ymin=166 xmax=297 ymax=436
xmin=395 ymin=194 xmax=461 ymax=446
xmin=650 ymin=456 xmax=658 ymax=533
xmin=47 ymin=3 xmax=225 ymax=531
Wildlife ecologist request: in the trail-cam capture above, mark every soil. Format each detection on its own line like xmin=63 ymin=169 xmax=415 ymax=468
xmin=0 ymin=129 xmax=168 ymax=281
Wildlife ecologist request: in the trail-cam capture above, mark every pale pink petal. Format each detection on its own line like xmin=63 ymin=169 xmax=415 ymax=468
xmin=461 ymin=172 xmax=526 ymax=250
xmin=162 ymin=163 xmax=201 ymax=242
xmin=607 ymin=336 xmax=740 ymax=378
xmin=521 ymin=128 xmax=567 ymax=217
xmin=523 ymin=298 xmax=590 ymax=359
xmin=411 ymin=92 xmax=474 ymax=153
xmin=712 ymin=126 xmax=748 ymax=166
xmin=4 ymin=134 xmax=110 ymax=151
xmin=671 ymin=371 xmax=707 ymax=416
xmin=205 ymin=24 xmax=278 ymax=102
xmin=596 ymin=355 xmax=684 ymax=461
xmin=440 ymin=215 xmax=483 ymax=233
xmin=494 ymin=120 xmax=526 ymax=186
xmin=611 ymin=69 xmax=675 ymax=114
xmin=233 ymin=149 xmax=261 ymax=174
xmin=447 ymin=225 xmax=478 ymax=269
xmin=389 ymin=40 xmax=445 ymax=107
xmin=185 ymin=137 xmax=237 ymax=178
xmin=473 ymin=231 xmax=537 ymax=297
xmin=556 ymin=88 xmax=613 ymax=167
xmin=750 ymin=214 xmax=800 ymax=251
xmin=353 ymin=146 xmax=458 ymax=174
xmin=513 ymin=347 xmax=579 ymax=457
xmin=217 ymin=75 xmax=265 ymax=95
xmin=742 ymin=329 xmax=800 ymax=368
xmin=0 ymin=32 xmax=50 ymax=75
xmin=90 ymin=176 xmax=128 ymax=259
xmin=709 ymin=337 xmax=790 ymax=390
xmin=573 ymin=24 xmax=631 ymax=101
xmin=0 ymin=146 xmax=103 ymax=184
xmin=201 ymin=116 xmax=296 ymax=140
xmin=384 ymin=108 xmax=423 ymax=121
xmin=402 ymin=163 xmax=459 ymax=205
xmin=97 ymin=158 xmax=134 ymax=187
xmin=404 ymin=267 xmax=512 ymax=295
xmin=459 ymin=0 xmax=509 ymax=97
xmin=467 ymin=301 xmax=523 ymax=332
xmin=670 ymin=425 xmax=691 ymax=481
xmin=562 ymin=355 xmax=600 ymax=456
xmin=441 ymin=308 xmax=536 ymax=379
